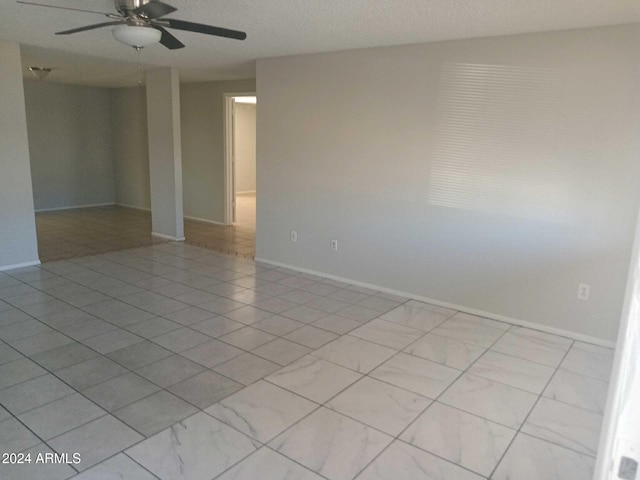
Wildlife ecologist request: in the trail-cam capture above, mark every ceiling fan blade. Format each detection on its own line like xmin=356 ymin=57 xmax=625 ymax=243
xmin=155 ymin=26 xmax=185 ymax=50
xmin=165 ymin=19 xmax=247 ymax=40
xmin=17 ymin=1 xmax=111 ymax=16
xmin=56 ymin=21 xmax=125 ymax=35
xmin=133 ymin=1 xmax=177 ymax=19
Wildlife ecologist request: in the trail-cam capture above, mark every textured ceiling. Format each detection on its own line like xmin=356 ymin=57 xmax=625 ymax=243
xmin=1 ymin=0 xmax=638 ymax=87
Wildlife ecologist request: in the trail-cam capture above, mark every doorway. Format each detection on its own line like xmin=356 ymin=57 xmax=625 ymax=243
xmin=223 ymin=92 xmax=256 ymax=224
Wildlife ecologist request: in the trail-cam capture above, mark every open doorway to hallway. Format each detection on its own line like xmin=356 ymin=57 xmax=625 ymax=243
xmin=232 ymin=96 xmax=257 ymax=229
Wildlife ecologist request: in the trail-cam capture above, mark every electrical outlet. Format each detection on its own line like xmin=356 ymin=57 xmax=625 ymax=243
xmin=330 ymin=239 xmax=338 ymax=251
xmin=578 ymin=283 xmax=590 ymax=301
xmin=290 ymin=230 xmax=298 ymax=243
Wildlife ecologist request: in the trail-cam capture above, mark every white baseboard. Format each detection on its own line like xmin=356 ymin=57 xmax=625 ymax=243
xmin=115 ymin=203 xmax=151 ymax=212
xmin=183 ymin=215 xmax=227 ymax=226
xmin=0 ymin=259 xmax=41 ymax=272
xmin=236 ymin=191 xmax=256 ymax=195
xmin=35 ymin=202 xmax=114 ymax=213
xmin=152 ymin=232 xmax=185 ymax=242
xmin=255 ymin=257 xmax=617 ymax=349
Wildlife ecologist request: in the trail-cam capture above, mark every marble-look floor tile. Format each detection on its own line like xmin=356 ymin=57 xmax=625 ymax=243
xmin=439 ymin=374 xmax=538 ymax=429
xmin=404 ymin=333 xmax=485 ymax=370
xmin=206 ymin=380 xmax=317 ymax=442
xmin=72 ymin=453 xmax=158 ymax=480
xmin=0 ymin=357 xmax=46 ymax=389
xmin=334 ymin=305 xmax=380 ymax=323
xmin=350 ymin=319 xmax=424 ymax=350
xmin=370 ymin=353 xmax=460 ymax=399
xmin=400 ymin=402 xmax=515 ymax=476
xmin=305 ymin=297 xmax=350 ymax=314
xmin=358 ymin=440 xmax=483 ymax=480
xmin=265 ymin=355 xmax=361 ymax=404
xmin=543 ymin=369 xmax=609 ymax=413
xmin=127 ymin=412 xmax=257 ymax=480
xmin=312 ymin=315 xmax=361 ymax=335
xmin=313 ymin=335 xmax=396 ymax=373
xmin=219 ymin=327 xmax=276 ymax=350
xmin=522 ymin=397 xmax=603 ymax=456
xmin=190 ymin=316 xmax=245 ymax=337
xmin=280 ymin=305 xmax=328 ymax=324
xmin=467 ymin=351 xmax=555 ymax=394
xmin=181 ymin=339 xmax=243 ymax=368
xmin=285 ymin=325 xmax=339 ymax=348
xmin=253 ymin=315 xmax=305 ymax=336
xmin=492 ymin=433 xmax=595 ymax=480
xmin=55 ymin=356 xmax=128 ymax=390
xmin=151 ymin=327 xmax=211 ymax=353
xmin=126 ymin=317 xmax=182 ymax=339
xmin=114 ymin=390 xmax=198 ymax=437
xmin=107 ymin=340 xmax=173 ymax=370
xmin=214 ymin=353 xmax=280 ymax=385
xmin=164 ymin=306 xmax=216 ymax=326
xmin=81 ymin=328 xmax=144 ymax=354
xmin=252 ymin=338 xmax=311 ymax=366
xmin=430 ymin=315 xmax=506 ymax=348
xmin=327 ymin=377 xmax=431 ymax=436
xmin=135 ymin=355 xmax=205 ymax=388
xmin=491 ymin=327 xmax=572 ymax=367
xmin=269 ymin=408 xmax=392 ymax=480
xmin=168 ymin=370 xmax=243 ymax=408
xmin=560 ymin=342 xmax=614 ymax=381
xmin=222 ymin=306 xmax=273 ymax=325
xmin=380 ymin=304 xmax=450 ymax=332
xmin=0 ymin=374 xmax=74 ymax=415
xmin=31 ymin=342 xmax=98 ymax=371
xmin=82 ymin=373 xmax=160 ymax=411
xmin=356 ymin=296 xmax=401 ymax=314
xmin=216 ymin=447 xmax=324 ymax=480
xmin=18 ymin=393 xmax=105 ymax=440
xmin=48 ymin=415 xmax=143 ymax=471
xmin=8 ymin=331 xmax=74 ymax=356
xmin=0 ymin=342 xmax=22 ymax=365
xmin=0 ymin=417 xmax=41 ymax=453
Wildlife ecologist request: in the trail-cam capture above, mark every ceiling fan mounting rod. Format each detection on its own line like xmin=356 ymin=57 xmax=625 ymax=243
xmin=114 ymin=0 xmax=153 ymax=16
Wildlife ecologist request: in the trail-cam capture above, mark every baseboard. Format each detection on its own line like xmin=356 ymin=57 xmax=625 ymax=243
xmin=0 ymin=259 xmax=41 ymax=272
xmin=152 ymin=232 xmax=185 ymax=242
xmin=35 ymin=202 xmax=114 ymax=213
xmin=236 ymin=191 xmax=256 ymax=195
xmin=255 ymin=257 xmax=617 ymax=349
xmin=183 ymin=215 xmax=227 ymax=226
xmin=115 ymin=203 xmax=151 ymax=212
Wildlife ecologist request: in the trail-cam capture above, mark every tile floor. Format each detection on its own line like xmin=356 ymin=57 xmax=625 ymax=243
xmin=35 ymin=193 xmax=256 ymax=263
xmin=0 ymin=242 xmax=614 ymax=480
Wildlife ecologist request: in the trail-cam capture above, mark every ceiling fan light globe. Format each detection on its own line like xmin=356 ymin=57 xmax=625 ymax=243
xmin=112 ymin=25 xmax=161 ymax=48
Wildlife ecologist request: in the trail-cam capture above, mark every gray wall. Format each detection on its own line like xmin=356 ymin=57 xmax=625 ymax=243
xmin=180 ymin=79 xmax=256 ymax=222
xmin=256 ymin=25 xmax=640 ymax=343
xmin=24 ymin=80 xmax=115 ymax=211
xmin=111 ymin=87 xmax=151 ymax=209
xmin=0 ymin=41 xmax=39 ymax=269
xmin=234 ymin=102 xmax=256 ymax=193
xmin=111 ymin=79 xmax=256 ymax=222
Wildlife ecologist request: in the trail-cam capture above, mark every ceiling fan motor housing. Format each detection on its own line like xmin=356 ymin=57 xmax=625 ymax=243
xmin=115 ymin=0 xmax=153 ymax=16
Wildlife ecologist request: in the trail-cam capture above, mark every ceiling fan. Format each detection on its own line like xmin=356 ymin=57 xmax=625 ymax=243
xmin=17 ymin=0 xmax=247 ymax=50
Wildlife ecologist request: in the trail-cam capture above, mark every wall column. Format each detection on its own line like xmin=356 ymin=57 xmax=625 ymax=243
xmin=146 ymin=67 xmax=184 ymax=241
xmin=0 ymin=41 xmax=39 ymax=270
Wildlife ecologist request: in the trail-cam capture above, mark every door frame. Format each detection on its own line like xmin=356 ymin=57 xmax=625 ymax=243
xmin=223 ymin=91 xmax=256 ymax=226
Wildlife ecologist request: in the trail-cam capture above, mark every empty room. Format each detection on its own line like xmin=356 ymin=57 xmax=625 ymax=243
xmin=1 ymin=1 xmax=639 ymax=480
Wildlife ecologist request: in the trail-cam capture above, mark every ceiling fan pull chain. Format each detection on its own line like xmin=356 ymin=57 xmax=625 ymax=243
xmin=135 ymin=46 xmax=143 ymax=87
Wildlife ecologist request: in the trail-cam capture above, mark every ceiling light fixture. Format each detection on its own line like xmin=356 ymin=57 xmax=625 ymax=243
xmin=112 ymin=25 xmax=161 ymax=49
xmin=29 ymin=67 xmax=52 ymax=80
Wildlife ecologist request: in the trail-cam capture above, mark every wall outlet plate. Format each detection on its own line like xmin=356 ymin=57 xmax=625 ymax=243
xmin=290 ymin=230 xmax=298 ymax=243
xmin=578 ymin=283 xmax=590 ymax=301
xmin=330 ymin=239 xmax=338 ymax=251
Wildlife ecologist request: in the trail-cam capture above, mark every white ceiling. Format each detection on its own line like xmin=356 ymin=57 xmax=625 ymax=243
xmin=1 ymin=0 xmax=638 ymax=87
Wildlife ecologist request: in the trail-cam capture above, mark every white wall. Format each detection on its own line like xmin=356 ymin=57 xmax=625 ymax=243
xmin=234 ymin=102 xmax=256 ymax=193
xmin=110 ymin=79 xmax=256 ymax=222
xmin=111 ymin=87 xmax=151 ymax=209
xmin=256 ymin=25 xmax=640 ymax=343
xmin=0 ymin=41 xmax=39 ymax=270
xmin=24 ymin=80 xmax=114 ymax=211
